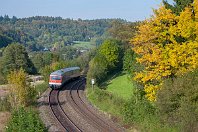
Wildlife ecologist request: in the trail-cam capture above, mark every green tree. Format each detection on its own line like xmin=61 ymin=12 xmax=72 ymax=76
xmin=0 ymin=33 xmax=13 ymax=48
xmin=163 ymin=0 xmax=193 ymax=15
xmin=42 ymin=52 xmax=53 ymax=65
xmin=99 ymin=39 xmax=123 ymax=70
xmin=2 ymin=43 xmax=36 ymax=75
xmin=123 ymin=49 xmax=134 ymax=74
xmin=87 ymin=54 xmax=108 ymax=85
xmin=108 ymin=20 xmax=139 ymax=44
xmin=31 ymin=53 xmax=45 ymax=72
xmin=75 ymin=48 xmax=96 ymax=72
xmin=59 ymin=46 xmax=77 ymax=60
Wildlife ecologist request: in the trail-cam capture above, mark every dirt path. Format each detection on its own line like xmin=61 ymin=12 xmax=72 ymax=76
xmin=0 ymin=112 xmax=11 ymax=132
xmin=0 ymin=88 xmax=9 ymax=97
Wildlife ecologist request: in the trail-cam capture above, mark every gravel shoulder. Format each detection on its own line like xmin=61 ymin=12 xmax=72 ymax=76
xmin=37 ymin=88 xmax=65 ymax=132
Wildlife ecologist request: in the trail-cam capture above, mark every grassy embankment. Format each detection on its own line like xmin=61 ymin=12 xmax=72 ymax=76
xmin=106 ymin=74 xmax=134 ymax=100
xmin=87 ymin=73 xmax=134 ymax=125
xmin=87 ymin=73 xmax=179 ymax=131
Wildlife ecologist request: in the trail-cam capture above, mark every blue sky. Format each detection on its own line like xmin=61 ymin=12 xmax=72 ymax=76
xmin=1 ymin=0 xmax=173 ymax=21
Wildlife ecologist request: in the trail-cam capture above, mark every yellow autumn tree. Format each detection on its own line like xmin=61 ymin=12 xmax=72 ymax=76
xmin=131 ymin=3 xmax=198 ymax=101
xmin=7 ymin=68 xmax=37 ymax=107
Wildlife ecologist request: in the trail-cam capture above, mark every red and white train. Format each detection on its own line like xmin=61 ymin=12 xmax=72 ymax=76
xmin=49 ymin=67 xmax=80 ymax=89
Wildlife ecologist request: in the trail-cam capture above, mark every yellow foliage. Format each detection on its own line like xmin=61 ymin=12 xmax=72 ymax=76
xmin=131 ymin=3 xmax=198 ymax=101
xmin=7 ymin=68 xmax=36 ymax=107
xmin=194 ymin=0 xmax=198 ymax=20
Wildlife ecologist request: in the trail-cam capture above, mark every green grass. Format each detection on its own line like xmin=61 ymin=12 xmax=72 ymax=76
xmin=72 ymin=41 xmax=95 ymax=49
xmin=87 ymin=87 xmax=124 ymax=117
xmin=106 ymin=74 xmax=134 ymax=100
xmin=86 ymin=73 xmax=134 ymax=128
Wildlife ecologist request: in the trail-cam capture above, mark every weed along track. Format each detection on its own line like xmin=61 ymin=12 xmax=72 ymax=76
xmin=48 ymin=77 xmax=124 ymax=132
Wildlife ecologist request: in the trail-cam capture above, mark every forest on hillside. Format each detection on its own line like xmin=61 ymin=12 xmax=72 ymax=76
xmin=0 ymin=16 xmax=127 ymax=51
xmin=0 ymin=15 xmax=139 ymax=84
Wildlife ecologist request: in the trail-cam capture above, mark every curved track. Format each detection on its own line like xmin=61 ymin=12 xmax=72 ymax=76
xmin=49 ymin=77 xmax=124 ymax=132
xmin=49 ymin=89 xmax=81 ymax=132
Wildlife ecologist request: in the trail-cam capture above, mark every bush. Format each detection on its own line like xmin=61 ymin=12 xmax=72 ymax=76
xmin=122 ymin=97 xmax=180 ymax=131
xmin=6 ymin=107 xmax=46 ymax=132
xmin=157 ymin=69 xmax=198 ymax=131
xmin=121 ymin=97 xmax=156 ymax=124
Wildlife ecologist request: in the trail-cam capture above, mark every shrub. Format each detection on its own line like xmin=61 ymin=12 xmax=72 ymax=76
xmin=157 ymin=69 xmax=198 ymax=131
xmin=6 ymin=107 xmax=46 ymax=132
xmin=121 ymin=97 xmax=156 ymax=124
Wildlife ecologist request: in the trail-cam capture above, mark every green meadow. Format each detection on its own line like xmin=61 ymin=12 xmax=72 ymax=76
xmin=106 ymin=73 xmax=134 ymax=100
xmin=72 ymin=41 xmax=96 ymax=49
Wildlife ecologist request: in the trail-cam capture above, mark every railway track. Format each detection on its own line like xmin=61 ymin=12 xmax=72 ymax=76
xmin=49 ymin=89 xmax=81 ymax=132
xmin=48 ymin=78 xmax=124 ymax=132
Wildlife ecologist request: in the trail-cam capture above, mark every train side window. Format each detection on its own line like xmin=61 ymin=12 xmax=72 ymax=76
xmin=51 ymin=76 xmax=61 ymax=80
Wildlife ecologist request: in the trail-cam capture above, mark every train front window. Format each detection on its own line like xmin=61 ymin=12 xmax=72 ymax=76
xmin=51 ymin=76 xmax=61 ymax=80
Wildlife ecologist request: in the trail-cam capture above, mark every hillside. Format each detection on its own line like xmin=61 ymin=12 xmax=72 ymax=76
xmin=0 ymin=16 xmax=126 ymax=51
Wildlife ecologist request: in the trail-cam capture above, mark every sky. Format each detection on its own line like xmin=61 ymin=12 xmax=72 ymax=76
xmin=1 ymin=0 xmax=173 ymax=22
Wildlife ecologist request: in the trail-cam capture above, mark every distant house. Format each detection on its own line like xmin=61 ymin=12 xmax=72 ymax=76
xmin=43 ymin=47 xmax=49 ymax=51
xmin=80 ymin=49 xmax=88 ymax=53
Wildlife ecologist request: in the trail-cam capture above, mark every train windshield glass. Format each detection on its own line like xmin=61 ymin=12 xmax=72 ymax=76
xmin=51 ymin=76 xmax=61 ymax=80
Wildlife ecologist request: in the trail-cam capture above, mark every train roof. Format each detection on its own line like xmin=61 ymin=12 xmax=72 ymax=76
xmin=50 ymin=67 xmax=80 ymax=76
